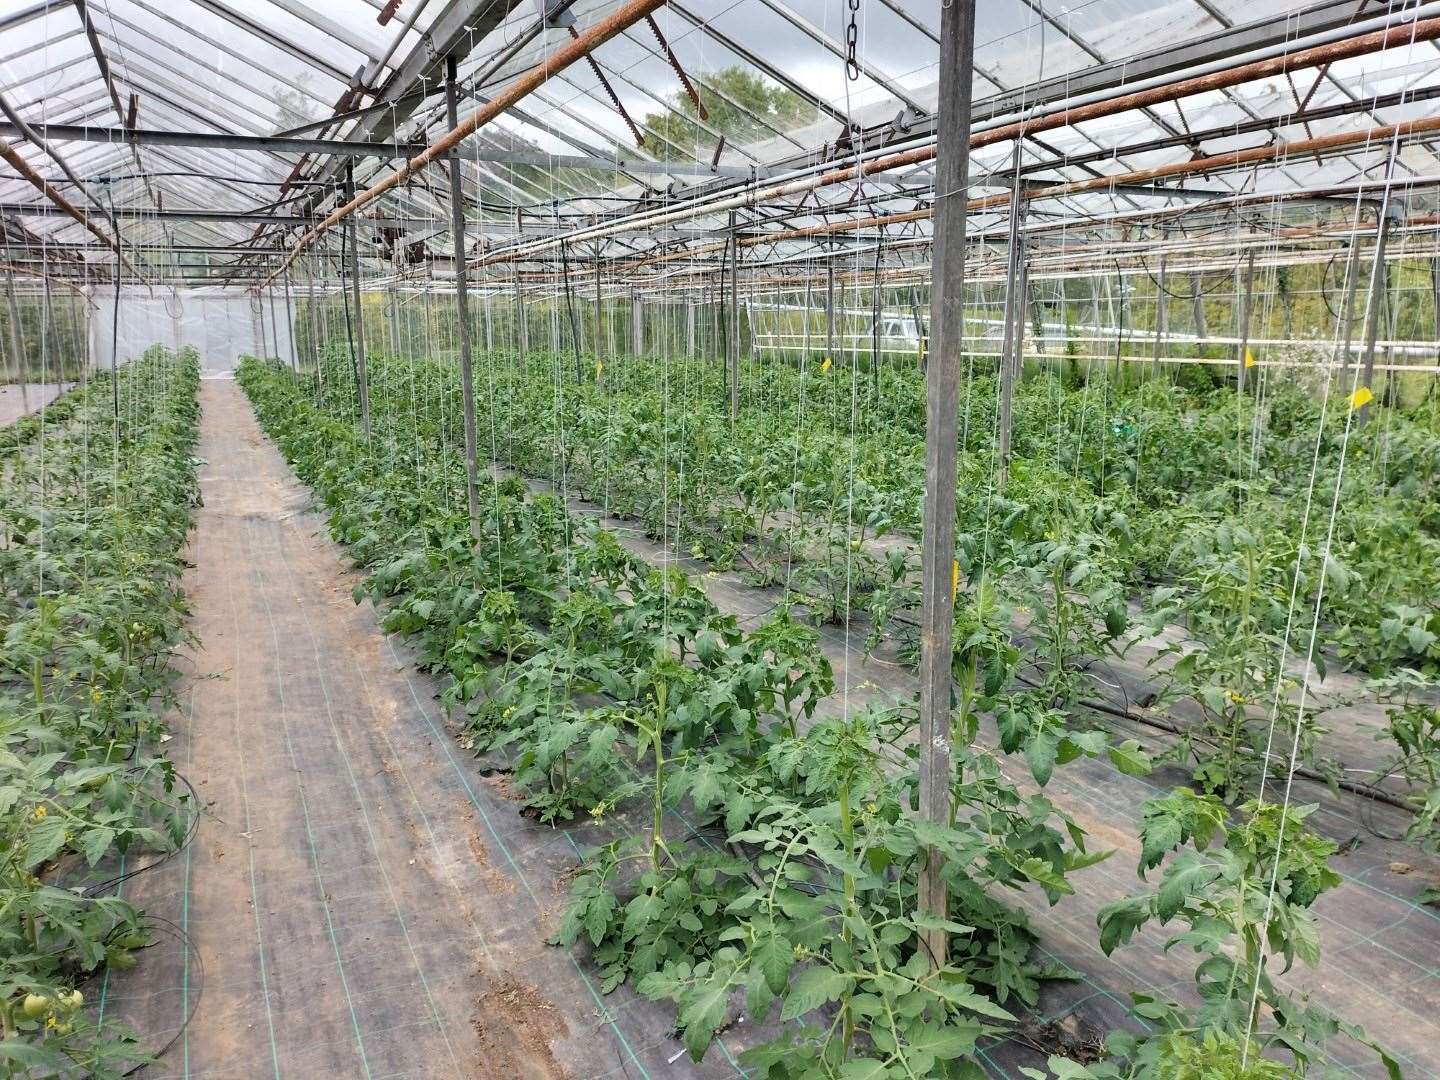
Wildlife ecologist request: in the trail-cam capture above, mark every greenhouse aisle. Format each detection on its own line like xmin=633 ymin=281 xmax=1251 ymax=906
xmin=0 ymin=381 xmax=71 ymax=424
xmin=102 ymin=380 xmax=705 ymax=1079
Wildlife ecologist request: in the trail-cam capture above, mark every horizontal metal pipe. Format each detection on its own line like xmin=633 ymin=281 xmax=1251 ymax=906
xmin=0 ymin=201 xmax=428 ymax=230
xmin=257 ymin=0 xmax=669 ymax=291
xmin=0 ymin=138 xmax=139 ymax=277
xmin=479 ymin=13 xmax=1440 ymax=266
xmin=727 ymin=116 xmax=1440 ymax=247
xmin=0 ymin=121 xmax=428 ymax=158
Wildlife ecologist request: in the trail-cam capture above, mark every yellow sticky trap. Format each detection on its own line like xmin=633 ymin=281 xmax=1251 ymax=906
xmin=951 ymin=559 xmax=960 ymax=601
xmin=820 ymin=356 xmax=832 ymax=373
xmin=595 ymin=360 xmax=604 ymax=379
xmin=1348 ymin=385 xmax=1373 ymax=410
xmin=1243 ymin=348 xmax=1256 ymax=369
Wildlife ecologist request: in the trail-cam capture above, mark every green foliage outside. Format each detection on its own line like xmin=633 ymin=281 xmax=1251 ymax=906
xmin=641 ymin=66 xmax=810 ymax=157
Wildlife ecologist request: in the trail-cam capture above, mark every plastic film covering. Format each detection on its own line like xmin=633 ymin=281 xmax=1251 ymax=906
xmin=87 ymin=287 xmax=295 ymax=375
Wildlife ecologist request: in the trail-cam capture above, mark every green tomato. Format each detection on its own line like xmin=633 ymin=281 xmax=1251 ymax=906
xmin=21 ymin=994 xmax=49 ymax=1019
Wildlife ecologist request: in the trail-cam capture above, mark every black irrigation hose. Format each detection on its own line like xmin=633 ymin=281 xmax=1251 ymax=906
xmin=81 ymin=771 xmax=201 ymax=899
xmin=1055 ymin=674 xmax=1416 ymax=814
xmin=117 ymin=913 xmax=205 ymax=1077
xmin=1136 ymin=252 xmax=1246 ymax=300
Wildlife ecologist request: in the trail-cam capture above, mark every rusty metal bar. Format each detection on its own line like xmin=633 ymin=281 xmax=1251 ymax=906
xmin=0 ymin=139 xmax=138 ymax=278
xmin=645 ymin=13 xmax=707 ymax=119
xmin=259 ymin=0 xmax=669 ymax=290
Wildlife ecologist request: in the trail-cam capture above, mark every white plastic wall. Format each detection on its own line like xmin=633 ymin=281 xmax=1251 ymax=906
xmin=89 ymin=286 xmax=295 ymax=376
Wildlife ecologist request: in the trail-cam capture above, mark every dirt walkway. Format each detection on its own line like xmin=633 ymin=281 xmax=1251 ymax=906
xmin=0 ymin=381 xmax=73 ymax=424
xmin=103 ymin=380 xmax=721 ymax=1079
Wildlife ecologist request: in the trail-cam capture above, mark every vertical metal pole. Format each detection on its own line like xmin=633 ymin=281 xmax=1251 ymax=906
xmin=514 ymin=270 xmax=528 ymax=355
xmin=1236 ymin=249 xmax=1255 ymax=393
xmin=686 ymin=298 xmax=695 ymax=357
xmin=728 ymin=210 xmax=740 ymax=420
xmin=1027 ymin=276 xmax=1044 ymax=355
xmin=387 ymin=281 xmax=401 ymax=360
xmin=1335 ymin=234 xmax=1365 ymax=379
xmin=110 ymin=250 xmax=121 ymax=456
xmin=871 ymin=237 xmax=883 ymax=398
xmin=636 ymin=288 xmax=648 ymax=355
xmin=1431 ymin=256 xmax=1440 ymax=368
xmin=1152 ymin=253 xmax=1167 ymax=379
xmin=1358 ymin=208 xmax=1396 ymax=425
xmin=560 ymin=239 xmax=583 ymax=381
xmin=917 ymin=0 xmax=977 ymax=970
xmin=283 ymin=264 xmax=299 ymax=371
xmin=344 ymin=161 xmax=370 ymax=437
xmin=997 ymin=171 xmax=1024 ymax=488
xmin=4 ymin=272 xmax=28 ymax=412
xmin=594 ymin=251 xmax=603 ymax=362
xmin=911 ymin=286 xmax=927 ymax=370
xmin=1190 ymin=273 xmax=1208 ymax=343
xmin=446 ymin=57 xmax=482 ymax=535
xmin=802 ymin=280 xmax=812 ymax=364
xmin=307 ymin=257 xmax=323 ymax=371
xmin=826 ymin=242 xmax=835 ymax=363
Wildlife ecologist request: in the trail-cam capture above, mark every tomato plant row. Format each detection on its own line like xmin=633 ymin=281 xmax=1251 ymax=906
xmin=0 ymin=346 xmax=200 ymax=1076
xmin=243 ymin=353 xmax=1399 ymax=1078
xmin=314 ymin=346 xmax=1439 ymax=846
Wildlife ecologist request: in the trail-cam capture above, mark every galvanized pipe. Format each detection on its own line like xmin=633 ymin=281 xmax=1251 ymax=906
xmin=446 ymin=56 xmax=482 ymax=537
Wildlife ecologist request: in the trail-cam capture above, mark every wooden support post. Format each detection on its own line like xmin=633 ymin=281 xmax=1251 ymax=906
xmin=446 ymin=57 xmax=482 ymax=536
xmin=728 ymin=209 xmax=740 ymax=420
xmin=1236 ymin=249 xmax=1255 ymax=392
xmin=916 ymin=0 xmax=977 ymax=970
xmin=344 ymin=162 xmax=370 ymax=437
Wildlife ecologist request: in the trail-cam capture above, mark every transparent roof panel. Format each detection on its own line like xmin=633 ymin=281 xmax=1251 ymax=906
xmin=0 ymin=0 xmax=1434 ymax=266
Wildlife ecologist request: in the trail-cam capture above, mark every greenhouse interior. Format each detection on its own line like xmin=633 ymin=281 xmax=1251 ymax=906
xmin=1 ymin=0 xmax=1439 ymax=1076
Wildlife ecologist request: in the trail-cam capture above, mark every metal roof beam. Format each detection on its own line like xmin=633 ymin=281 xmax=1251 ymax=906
xmin=0 ymin=202 xmax=431 ymax=229
xmin=0 ymin=123 xmax=427 ymax=159
xmin=348 ymin=0 xmax=530 ymax=148
xmin=0 ymin=119 xmax=761 ymax=180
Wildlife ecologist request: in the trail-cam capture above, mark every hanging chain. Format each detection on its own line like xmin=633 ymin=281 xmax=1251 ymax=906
xmin=845 ymin=0 xmax=860 ymax=81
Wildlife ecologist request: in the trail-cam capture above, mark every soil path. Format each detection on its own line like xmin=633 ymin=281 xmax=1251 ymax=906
xmin=103 ymin=380 xmax=726 ymax=1079
xmin=0 ymin=381 xmax=73 ymax=424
